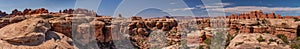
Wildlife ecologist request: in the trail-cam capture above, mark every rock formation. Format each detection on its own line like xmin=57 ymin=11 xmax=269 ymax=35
xmin=11 ymin=9 xmax=23 ymax=16
xmin=60 ymin=8 xmax=97 ymax=16
xmin=226 ymin=33 xmax=290 ymax=49
xmin=28 ymin=8 xmax=49 ymax=14
xmin=0 ymin=11 xmax=7 ymax=17
xmin=0 ymin=18 xmax=50 ymax=45
xmin=0 ymin=8 xmax=299 ymax=49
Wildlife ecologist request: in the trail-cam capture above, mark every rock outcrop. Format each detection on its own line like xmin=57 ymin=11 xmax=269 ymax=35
xmin=0 ymin=16 xmax=26 ymax=28
xmin=126 ymin=16 xmax=181 ymax=49
xmin=0 ymin=11 xmax=7 ymax=17
xmin=28 ymin=8 xmax=49 ymax=14
xmin=226 ymin=10 xmax=297 ymax=19
xmin=226 ymin=33 xmax=290 ymax=49
xmin=0 ymin=18 xmax=50 ymax=45
xmin=60 ymin=8 xmax=97 ymax=16
xmin=11 ymin=9 xmax=23 ymax=16
xmin=0 ymin=8 xmax=300 ymax=49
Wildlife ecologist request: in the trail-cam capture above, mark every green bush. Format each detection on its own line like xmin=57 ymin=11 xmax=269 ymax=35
xmin=235 ymin=42 xmax=244 ymax=46
xmin=226 ymin=34 xmax=235 ymax=46
xmin=291 ymin=37 xmax=300 ymax=49
xmin=257 ymin=35 xmax=265 ymax=42
xmin=196 ymin=45 xmax=204 ymax=49
xmin=276 ymin=34 xmax=289 ymax=44
xmin=291 ymin=43 xmax=300 ymax=49
xmin=255 ymin=47 xmax=261 ymax=49
xmin=204 ymin=38 xmax=211 ymax=45
xmin=294 ymin=18 xmax=300 ymax=22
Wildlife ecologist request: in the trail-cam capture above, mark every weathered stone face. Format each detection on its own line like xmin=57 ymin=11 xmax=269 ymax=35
xmin=0 ymin=18 xmax=51 ymax=45
xmin=226 ymin=33 xmax=290 ymax=49
xmin=49 ymin=20 xmax=72 ymax=38
xmin=90 ymin=20 xmax=105 ymax=42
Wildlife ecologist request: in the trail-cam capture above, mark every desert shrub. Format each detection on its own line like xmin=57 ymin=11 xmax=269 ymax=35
xmin=204 ymin=38 xmax=211 ymax=45
xmin=235 ymin=42 xmax=244 ymax=46
xmin=226 ymin=34 xmax=235 ymax=46
xmin=255 ymin=47 xmax=261 ymax=49
xmin=196 ymin=45 xmax=204 ymax=49
xmin=263 ymin=30 xmax=270 ymax=33
xmin=294 ymin=18 xmax=300 ymax=22
xmin=179 ymin=40 xmax=189 ymax=49
xmin=257 ymin=35 xmax=265 ymax=42
xmin=276 ymin=34 xmax=289 ymax=44
xmin=291 ymin=43 xmax=300 ymax=49
xmin=291 ymin=37 xmax=300 ymax=49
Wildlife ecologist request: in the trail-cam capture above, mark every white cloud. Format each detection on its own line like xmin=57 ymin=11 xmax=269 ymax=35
xmin=169 ymin=2 xmax=176 ymax=5
xmin=217 ymin=3 xmax=231 ymax=6
xmin=197 ymin=3 xmax=232 ymax=9
xmin=166 ymin=3 xmax=233 ymax=12
xmin=210 ymin=6 xmax=300 ymax=13
xmin=167 ymin=7 xmax=196 ymax=12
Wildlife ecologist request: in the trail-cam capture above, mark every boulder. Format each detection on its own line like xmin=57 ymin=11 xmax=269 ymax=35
xmin=0 ymin=31 xmax=74 ymax=49
xmin=226 ymin=33 xmax=290 ymax=49
xmin=0 ymin=18 xmax=51 ymax=45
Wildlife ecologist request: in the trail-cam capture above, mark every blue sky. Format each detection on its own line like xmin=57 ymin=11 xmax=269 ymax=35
xmin=0 ymin=0 xmax=300 ymax=17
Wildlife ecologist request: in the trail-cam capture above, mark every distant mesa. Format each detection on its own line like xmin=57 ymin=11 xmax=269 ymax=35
xmin=59 ymin=8 xmax=97 ymax=16
xmin=0 ymin=8 xmax=300 ymax=19
xmin=225 ymin=10 xmax=300 ymax=19
xmin=10 ymin=8 xmax=49 ymax=16
xmin=0 ymin=8 xmax=97 ymax=17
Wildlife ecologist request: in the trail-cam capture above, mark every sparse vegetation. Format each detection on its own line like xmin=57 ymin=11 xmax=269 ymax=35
xmin=294 ymin=18 xmax=300 ymax=22
xmin=226 ymin=34 xmax=235 ymax=46
xmin=263 ymin=30 xmax=270 ymax=33
xmin=255 ymin=47 xmax=261 ymax=49
xmin=196 ymin=45 xmax=204 ymax=49
xmin=204 ymin=38 xmax=211 ymax=45
xmin=179 ymin=39 xmax=189 ymax=49
xmin=290 ymin=37 xmax=300 ymax=49
xmin=276 ymin=34 xmax=289 ymax=44
xmin=235 ymin=42 xmax=244 ymax=46
xmin=257 ymin=35 xmax=265 ymax=42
